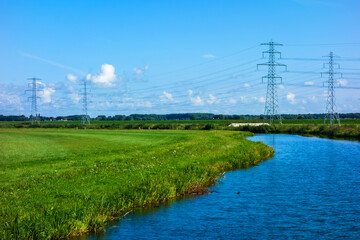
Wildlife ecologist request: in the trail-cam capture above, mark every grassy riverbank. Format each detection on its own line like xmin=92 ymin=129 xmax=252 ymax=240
xmin=229 ymin=124 xmax=360 ymax=140
xmin=0 ymin=129 xmax=273 ymax=239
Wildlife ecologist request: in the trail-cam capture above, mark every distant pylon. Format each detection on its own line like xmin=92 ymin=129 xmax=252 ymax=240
xmin=257 ymin=41 xmax=287 ymax=125
xmin=322 ymin=52 xmax=341 ymax=126
xmin=81 ymin=79 xmax=90 ymax=125
xmin=26 ymin=77 xmax=42 ymax=124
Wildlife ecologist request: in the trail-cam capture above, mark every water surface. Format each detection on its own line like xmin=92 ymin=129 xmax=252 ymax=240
xmin=87 ymin=134 xmax=360 ymax=239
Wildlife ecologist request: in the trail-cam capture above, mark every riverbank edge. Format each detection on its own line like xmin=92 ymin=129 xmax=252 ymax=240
xmin=71 ymin=136 xmax=274 ymax=239
xmin=229 ymin=125 xmax=360 ymax=141
xmin=0 ymin=130 xmax=274 ymax=240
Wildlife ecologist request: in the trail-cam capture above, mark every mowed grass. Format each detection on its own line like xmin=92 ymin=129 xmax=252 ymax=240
xmin=0 ymin=129 xmax=273 ymax=239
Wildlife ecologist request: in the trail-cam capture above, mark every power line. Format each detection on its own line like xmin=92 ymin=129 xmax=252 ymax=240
xmin=80 ymin=79 xmax=90 ymax=125
xmin=257 ymin=41 xmax=287 ymax=125
xmin=285 ymin=42 xmax=360 ymax=47
xmin=26 ymin=77 xmax=42 ymax=124
xmin=322 ymin=52 xmax=341 ymax=126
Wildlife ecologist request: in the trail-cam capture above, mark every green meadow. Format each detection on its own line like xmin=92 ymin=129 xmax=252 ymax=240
xmin=0 ymin=129 xmax=273 ymax=239
xmin=1 ymin=118 xmax=359 ymax=140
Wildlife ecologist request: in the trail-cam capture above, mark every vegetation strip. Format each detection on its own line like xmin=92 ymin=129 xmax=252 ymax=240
xmin=1 ymin=119 xmax=358 ymax=140
xmin=0 ymin=129 xmax=273 ymax=239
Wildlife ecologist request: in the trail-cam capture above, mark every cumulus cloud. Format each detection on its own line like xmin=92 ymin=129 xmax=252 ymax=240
xmin=133 ymin=67 xmax=143 ymax=75
xmin=258 ymin=96 xmax=266 ymax=103
xmin=203 ymin=54 xmax=216 ymax=59
xmin=91 ymin=64 xmax=117 ymax=87
xmin=41 ymin=88 xmax=56 ymax=103
xmin=229 ymin=98 xmax=237 ymax=104
xmin=240 ymin=96 xmax=248 ymax=103
xmin=338 ymin=79 xmax=348 ymax=86
xmin=207 ymin=94 xmax=219 ymax=104
xmin=243 ymin=83 xmax=251 ymax=88
xmin=0 ymin=92 xmax=21 ymax=106
xmin=188 ymin=90 xmax=204 ymax=105
xmin=191 ymin=96 xmax=204 ymax=106
xmin=309 ymin=96 xmax=318 ymax=103
xmin=68 ymin=86 xmax=81 ymax=104
xmin=136 ymin=100 xmax=152 ymax=108
xmin=304 ymin=81 xmax=314 ymax=86
xmin=286 ymin=92 xmax=296 ymax=104
xmin=67 ymin=73 xmax=78 ymax=83
xmin=133 ymin=65 xmax=149 ymax=82
xmin=251 ymin=96 xmax=266 ymax=103
xmin=278 ymin=84 xmax=285 ymax=89
xmin=160 ymin=91 xmax=174 ymax=102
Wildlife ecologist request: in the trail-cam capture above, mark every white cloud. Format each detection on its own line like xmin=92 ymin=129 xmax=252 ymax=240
xmin=302 ymin=99 xmax=307 ymax=104
xmin=188 ymin=89 xmax=204 ymax=105
xmin=190 ymin=96 xmax=204 ymax=106
xmin=67 ymin=73 xmax=78 ymax=83
xmin=160 ymin=91 xmax=174 ymax=102
xmin=91 ymin=64 xmax=117 ymax=87
xmin=203 ymin=54 xmax=216 ymax=59
xmin=243 ymin=83 xmax=251 ymax=88
xmin=278 ymin=84 xmax=285 ymax=89
xmin=68 ymin=86 xmax=81 ymax=104
xmin=251 ymin=96 xmax=266 ymax=103
xmin=286 ymin=92 xmax=296 ymax=104
xmin=0 ymin=84 xmax=25 ymax=114
xmin=137 ymin=101 xmax=152 ymax=108
xmin=0 ymin=92 xmax=21 ymax=106
xmin=338 ymin=79 xmax=348 ymax=86
xmin=309 ymin=96 xmax=318 ymax=103
xmin=207 ymin=94 xmax=219 ymax=104
xmin=304 ymin=81 xmax=314 ymax=86
xmin=240 ymin=96 xmax=248 ymax=103
xmin=133 ymin=65 xmax=149 ymax=82
xmin=258 ymin=96 xmax=266 ymax=103
xmin=42 ymin=88 xmax=55 ymax=103
xmin=133 ymin=67 xmax=143 ymax=75
xmin=229 ymin=98 xmax=237 ymax=104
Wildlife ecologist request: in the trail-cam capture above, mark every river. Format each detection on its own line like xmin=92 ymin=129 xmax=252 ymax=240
xmin=86 ymin=134 xmax=360 ymax=239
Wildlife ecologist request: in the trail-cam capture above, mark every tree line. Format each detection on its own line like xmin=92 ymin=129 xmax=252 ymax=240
xmin=1 ymin=113 xmax=360 ymax=121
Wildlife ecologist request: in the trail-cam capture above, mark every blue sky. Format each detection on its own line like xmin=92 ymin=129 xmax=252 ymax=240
xmin=1 ymin=0 xmax=359 ymax=117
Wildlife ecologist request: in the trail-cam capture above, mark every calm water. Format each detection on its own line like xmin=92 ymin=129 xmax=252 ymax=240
xmin=87 ymin=134 xmax=360 ymax=239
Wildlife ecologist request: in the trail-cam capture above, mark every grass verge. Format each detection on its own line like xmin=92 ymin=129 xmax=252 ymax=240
xmin=0 ymin=129 xmax=273 ymax=239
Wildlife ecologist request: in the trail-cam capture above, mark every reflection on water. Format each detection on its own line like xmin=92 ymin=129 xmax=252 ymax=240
xmin=86 ymin=134 xmax=360 ymax=240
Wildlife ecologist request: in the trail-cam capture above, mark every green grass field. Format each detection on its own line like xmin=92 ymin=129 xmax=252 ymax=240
xmin=1 ymin=118 xmax=359 ymax=129
xmin=1 ymin=118 xmax=359 ymax=140
xmin=0 ymin=129 xmax=273 ymax=239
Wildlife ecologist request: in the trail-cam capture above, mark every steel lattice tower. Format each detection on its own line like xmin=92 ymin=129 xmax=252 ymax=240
xmin=322 ymin=52 xmax=341 ymax=126
xmin=26 ymin=77 xmax=42 ymax=124
xmin=81 ymin=79 xmax=91 ymax=125
xmin=257 ymin=41 xmax=287 ymax=125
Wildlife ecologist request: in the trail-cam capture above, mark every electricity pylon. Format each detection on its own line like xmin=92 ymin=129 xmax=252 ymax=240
xmin=81 ymin=79 xmax=90 ymax=125
xmin=322 ymin=52 xmax=341 ymax=126
xmin=257 ymin=41 xmax=287 ymax=125
xmin=26 ymin=77 xmax=42 ymax=124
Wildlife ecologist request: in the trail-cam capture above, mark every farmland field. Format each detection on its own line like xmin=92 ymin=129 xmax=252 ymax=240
xmin=1 ymin=118 xmax=359 ymax=140
xmin=1 ymin=118 xmax=360 ymax=128
xmin=0 ymin=129 xmax=273 ymax=239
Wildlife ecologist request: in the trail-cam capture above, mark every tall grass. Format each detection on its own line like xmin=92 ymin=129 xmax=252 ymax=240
xmin=228 ymin=124 xmax=360 ymax=140
xmin=0 ymin=129 xmax=273 ymax=239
